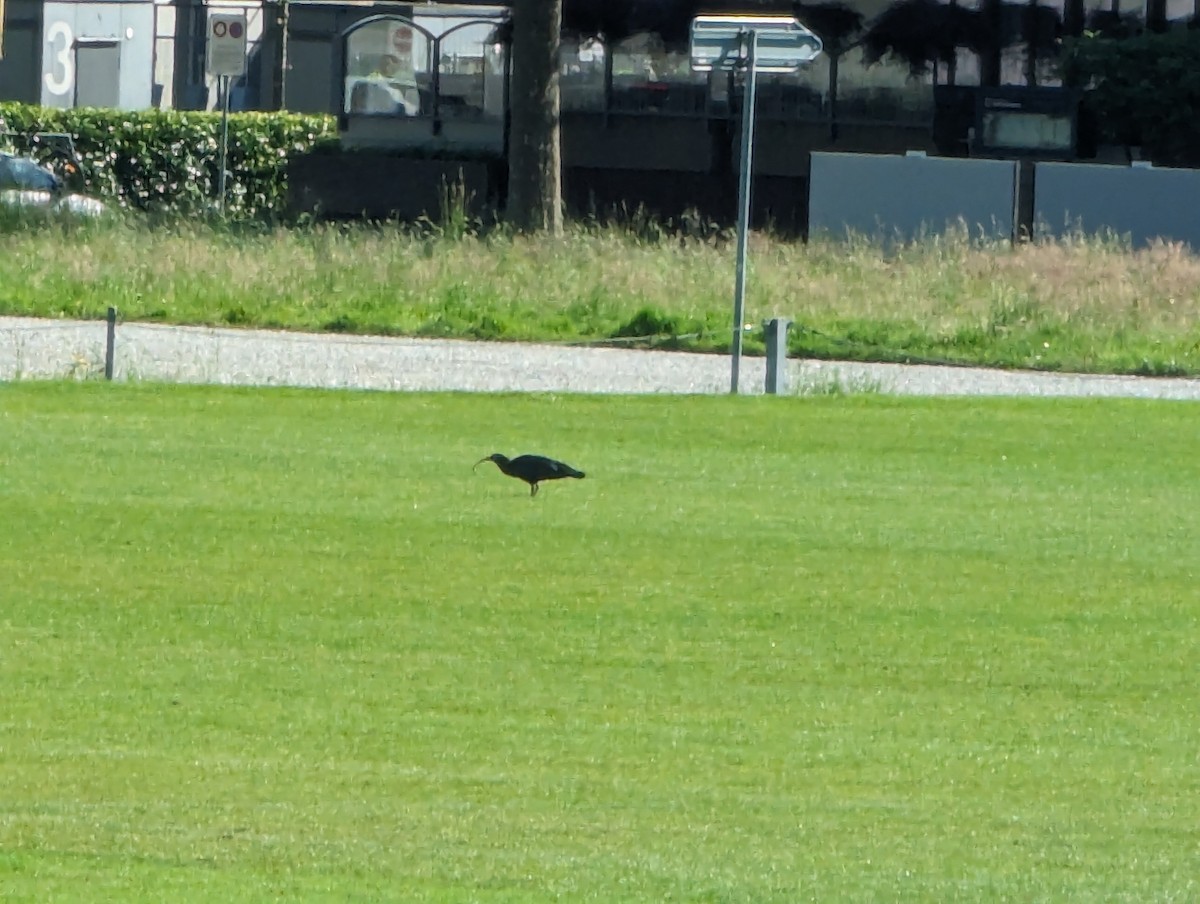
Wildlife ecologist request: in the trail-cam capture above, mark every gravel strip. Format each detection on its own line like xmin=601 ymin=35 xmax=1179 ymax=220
xmin=4 ymin=315 xmax=1200 ymax=400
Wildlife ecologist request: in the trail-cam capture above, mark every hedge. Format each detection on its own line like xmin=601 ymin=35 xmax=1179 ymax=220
xmin=0 ymin=103 xmax=337 ymax=220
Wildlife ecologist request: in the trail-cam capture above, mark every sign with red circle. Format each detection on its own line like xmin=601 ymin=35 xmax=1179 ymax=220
xmin=207 ymin=14 xmax=248 ymax=77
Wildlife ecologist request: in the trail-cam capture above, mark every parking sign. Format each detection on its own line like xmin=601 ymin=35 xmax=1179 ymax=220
xmin=207 ymin=14 xmax=247 ymax=77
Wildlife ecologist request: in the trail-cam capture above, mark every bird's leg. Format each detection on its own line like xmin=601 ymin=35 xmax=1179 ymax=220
xmin=530 ymin=483 xmax=539 ymax=497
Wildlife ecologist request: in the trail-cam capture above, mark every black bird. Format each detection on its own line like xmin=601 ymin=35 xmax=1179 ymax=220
xmin=474 ymin=453 xmax=585 ymax=497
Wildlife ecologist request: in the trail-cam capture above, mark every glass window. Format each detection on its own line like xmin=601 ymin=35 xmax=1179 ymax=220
xmin=344 ymin=19 xmax=430 ymax=115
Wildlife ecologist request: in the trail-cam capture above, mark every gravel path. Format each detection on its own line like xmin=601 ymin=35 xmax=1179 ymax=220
xmin=4 ymin=315 xmax=1200 ymax=400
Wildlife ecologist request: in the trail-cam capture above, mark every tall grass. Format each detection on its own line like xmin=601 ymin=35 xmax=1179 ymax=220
xmin=2 ymin=212 xmax=1200 ymax=374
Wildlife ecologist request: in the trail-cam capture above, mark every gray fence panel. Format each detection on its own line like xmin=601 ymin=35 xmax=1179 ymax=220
xmin=1035 ymin=162 xmax=1200 ymax=248
xmin=809 ymin=152 xmax=1017 ymax=243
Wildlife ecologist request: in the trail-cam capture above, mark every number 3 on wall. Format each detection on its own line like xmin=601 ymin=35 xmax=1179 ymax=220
xmin=44 ymin=20 xmax=75 ymax=97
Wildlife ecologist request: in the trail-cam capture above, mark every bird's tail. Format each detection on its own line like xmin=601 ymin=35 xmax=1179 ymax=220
xmin=570 ymin=469 xmax=585 ymax=479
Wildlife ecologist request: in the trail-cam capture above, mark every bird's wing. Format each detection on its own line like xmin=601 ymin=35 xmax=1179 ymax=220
xmin=515 ymin=454 xmax=555 ymax=469
xmin=513 ymin=455 xmax=582 ymax=478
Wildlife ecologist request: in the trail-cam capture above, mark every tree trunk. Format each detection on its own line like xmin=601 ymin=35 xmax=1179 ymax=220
xmin=506 ymin=0 xmax=563 ymax=235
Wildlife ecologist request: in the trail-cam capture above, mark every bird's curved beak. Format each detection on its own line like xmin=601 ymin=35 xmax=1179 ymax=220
xmin=473 ymin=457 xmax=490 ymax=472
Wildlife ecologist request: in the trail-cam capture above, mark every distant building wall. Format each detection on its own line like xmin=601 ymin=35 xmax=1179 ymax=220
xmin=808 ymin=151 xmax=1017 ymax=242
xmin=167 ymin=0 xmax=281 ymax=112
xmin=200 ymin=0 xmax=267 ymax=111
xmin=288 ymin=151 xmax=498 ymax=219
xmin=284 ymin=2 xmax=414 ymax=113
xmin=1035 ymin=162 xmax=1200 ymax=248
xmin=563 ymin=113 xmax=714 ymax=173
xmin=0 ymin=0 xmax=43 ymax=104
xmin=40 ymin=1 xmax=156 ymax=109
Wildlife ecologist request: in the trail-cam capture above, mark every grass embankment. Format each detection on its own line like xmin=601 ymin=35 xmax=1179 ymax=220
xmin=2 ymin=383 xmax=1198 ymax=900
xmin=2 ymin=214 xmax=1200 ymax=375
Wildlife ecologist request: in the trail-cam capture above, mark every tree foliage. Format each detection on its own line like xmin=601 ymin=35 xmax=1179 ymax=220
xmin=862 ymin=0 xmax=1063 ymax=84
xmin=562 ymin=0 xmax=698 ymax=48
xmin=862 ymin=0 xmax=992 ymax=78
xmin=794 ymin=1 xmax=865 ymax=54
xmin=1060 ymin=28 xmax=1200 ymax=165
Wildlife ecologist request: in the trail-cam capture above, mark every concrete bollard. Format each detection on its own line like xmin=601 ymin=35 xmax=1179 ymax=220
xmin=764 ymin=317 xmax=791 ymax=395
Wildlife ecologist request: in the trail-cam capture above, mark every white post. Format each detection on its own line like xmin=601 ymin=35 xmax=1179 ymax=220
xmin=730 ymin=30 xmax=758 ymax=395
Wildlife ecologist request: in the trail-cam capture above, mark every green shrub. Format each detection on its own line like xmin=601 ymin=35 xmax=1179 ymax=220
xmin=0 ymin=103 xmax=336 ymax=220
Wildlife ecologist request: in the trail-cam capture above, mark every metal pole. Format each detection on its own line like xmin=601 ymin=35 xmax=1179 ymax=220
xmin=104 ymin=306 xmax=117 ymax=381
xmin=218 ymin=74 xmax=231 ymax=213
xmin=730 ymin=29 xmax=758 ymax=395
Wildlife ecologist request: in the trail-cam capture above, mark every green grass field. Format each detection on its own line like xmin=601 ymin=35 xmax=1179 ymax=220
xmin=2 ymin=383 xmax=1198 ymax=902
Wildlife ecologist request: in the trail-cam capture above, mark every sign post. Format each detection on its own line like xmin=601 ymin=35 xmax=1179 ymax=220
xmin=206 ymin=13 xmax=248 ymax=213
xmin=690 ymin=16 xmax=822 ymax=393
xmin=731 ymin=29 xmax=757 ymax=396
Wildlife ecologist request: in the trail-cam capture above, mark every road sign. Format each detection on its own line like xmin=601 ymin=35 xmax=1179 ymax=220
xmin=206 ymin=14 xmax=247 ymax=78
xmin=689 ymin=15 xmax=822 ymax=393
xmin=207 ymin=13 xmax=247 ymax=213
xmin=690 ymin=15 xmax=822 ymax=74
